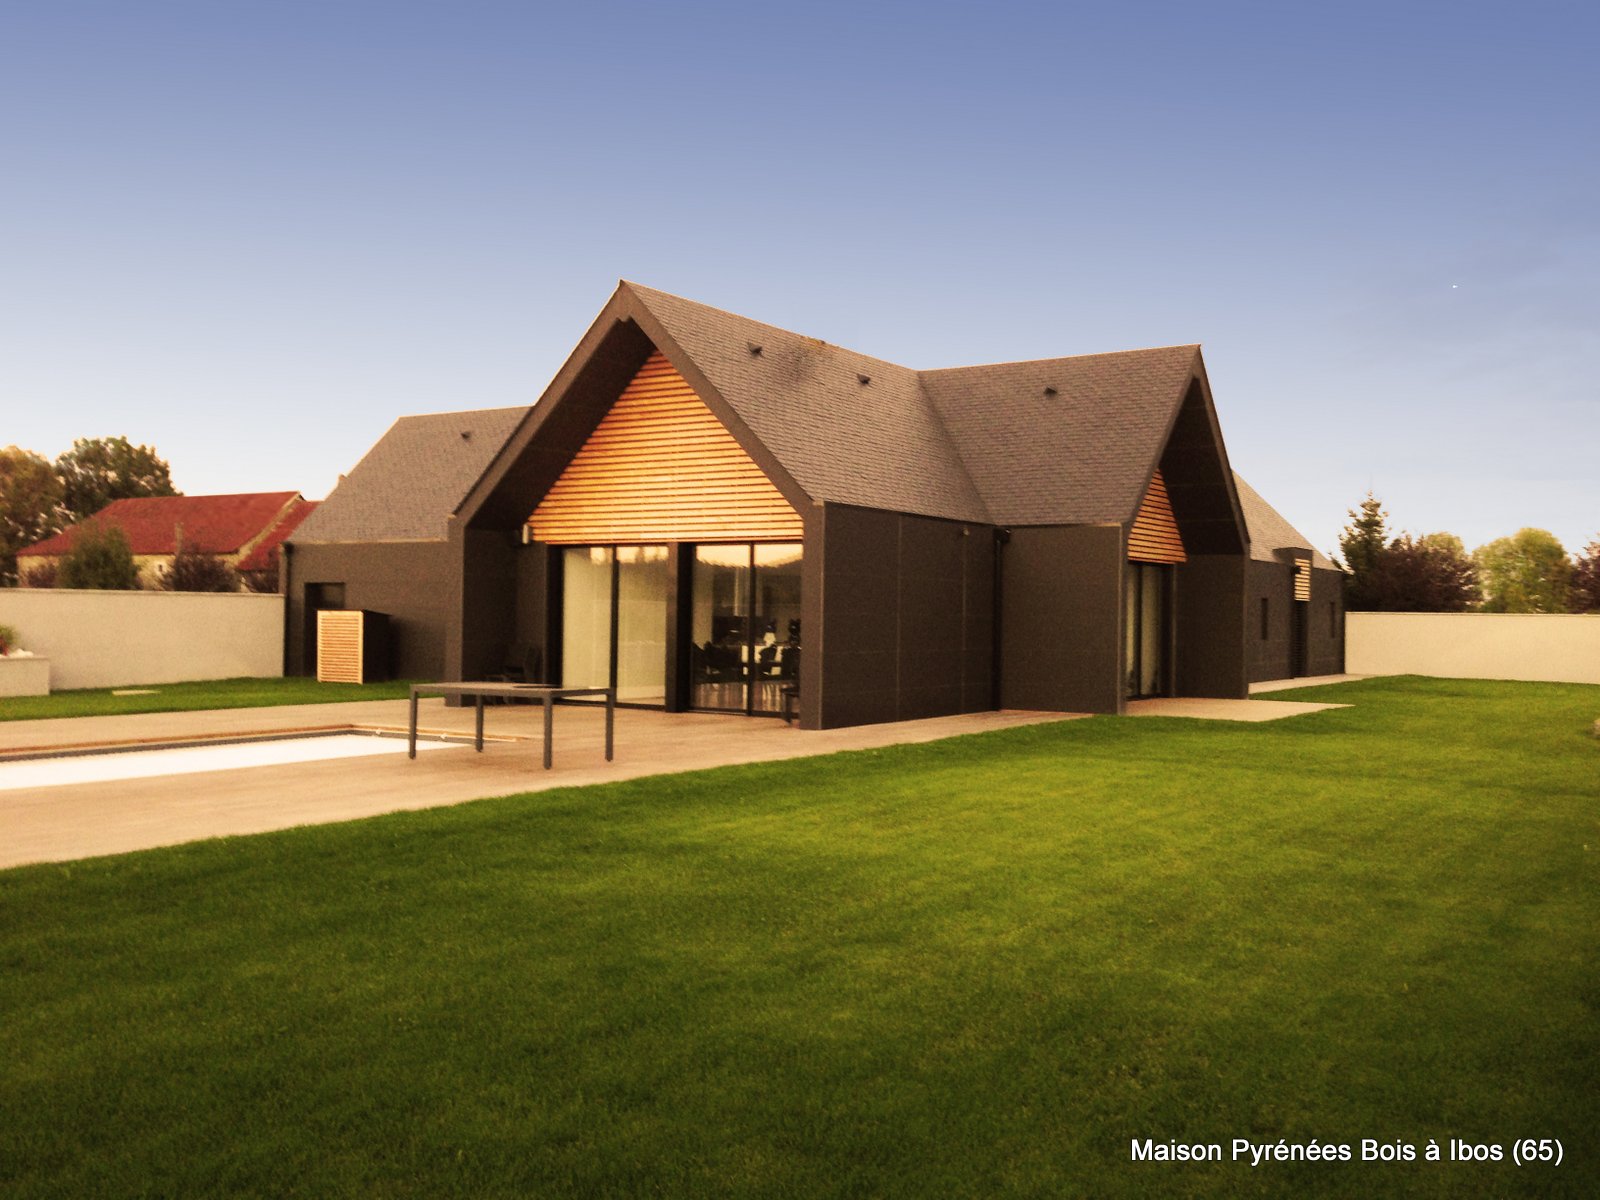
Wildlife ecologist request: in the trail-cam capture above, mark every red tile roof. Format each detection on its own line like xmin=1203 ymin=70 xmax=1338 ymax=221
xmin=236 ymin=498 xmax=320 ymax=572
xmin=20 ymin=493 xmax=303 ymax=558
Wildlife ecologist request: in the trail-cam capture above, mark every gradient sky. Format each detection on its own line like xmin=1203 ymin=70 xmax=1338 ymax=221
xmin=4 ymin=1 xmax=1596 ymax=559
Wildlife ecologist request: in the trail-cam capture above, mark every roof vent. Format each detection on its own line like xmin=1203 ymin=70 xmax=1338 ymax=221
xmin=460 ymin=430 xmax=472 ymax=440
xmin=748 ymin=342 xmax=763 ymax=356
xmin=857 ymin=374 xmax=871 ymax=386
xmin=1043 ymin=386 xmax=1058 ymax=396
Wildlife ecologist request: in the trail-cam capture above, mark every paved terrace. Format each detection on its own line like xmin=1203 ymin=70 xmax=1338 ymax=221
xmin=0 ymin=700 xmax=1083 ymax=870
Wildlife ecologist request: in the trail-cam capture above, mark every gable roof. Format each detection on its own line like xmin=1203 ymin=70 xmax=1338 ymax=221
xmin=624 ymin=283 xmax=992 ymax=524
xmin=236 ymin=497 xmax=319 ymax=572
xmin=292 ymin=406 xmax=528 ymax=543
xmin=20 ymin=492 xmax=301 ymax=558
xmin=1234 ymin=473 xmax=1336 ymax=569
xmin=921 ymin=346 xmax=1201 ymax=526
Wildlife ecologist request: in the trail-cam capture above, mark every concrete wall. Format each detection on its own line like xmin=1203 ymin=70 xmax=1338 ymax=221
xmin=1346 ymin=613 xmax=1600 ymax=685
xmin=1001 ymin=524 xmax=1124 ymax=715
xmin=813 ymin=504 xmax=995 ymax=729
xmin=0 ymin=589 xmax=283 ymax=690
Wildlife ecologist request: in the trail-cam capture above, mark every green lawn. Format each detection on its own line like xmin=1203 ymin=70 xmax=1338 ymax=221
xmin=2 ymin=677 xmax=1596 ymax=1197
xmin=0 ymin=675 xmax=414 ymax=722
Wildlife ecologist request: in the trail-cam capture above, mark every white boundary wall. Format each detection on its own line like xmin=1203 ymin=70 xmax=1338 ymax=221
xmin=0 ymin=589 xmax=283 ymax=690
xmin=1346 ymin=612 xmax=1600 ymax=686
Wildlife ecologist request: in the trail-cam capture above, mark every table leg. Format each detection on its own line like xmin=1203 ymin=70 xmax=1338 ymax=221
xmin=408 ymin=689 xmax=418 ymax=759
xmin=543 ymin=695 xmax=554 ymax=769
xmin=475 ymin=695 xmax=485 ymax=752
xmin=605 ymin=689 xmax=614 ymax=762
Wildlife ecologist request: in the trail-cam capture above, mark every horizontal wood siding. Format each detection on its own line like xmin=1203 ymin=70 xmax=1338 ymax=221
xmin=316 ymin=610 xmax=364 ymax=683
xmin=1128 ymin=469 xmax=1187 ymax=564
xmin=529 ymin=352 xmax=803 ymax=544
xmin=1294 ymin=557 xmax=1312 ymax=600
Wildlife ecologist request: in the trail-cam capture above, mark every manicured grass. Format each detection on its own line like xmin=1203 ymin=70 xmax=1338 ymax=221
xmin=0 ymin=675 xmax=414 ymax=722
xmin=2 ymin=677 xmax=1596 ymax=1197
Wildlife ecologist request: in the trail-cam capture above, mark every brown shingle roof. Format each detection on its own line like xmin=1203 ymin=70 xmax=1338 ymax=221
xmin=21 ymin=492 xmax=301 ymax=558
xmin=292 ymin=406 xmax=528 ymax=543
xmin=628 ymin=283 xmax=991 ymax=523
xmin=1234 ymin=473 xmax=1336 ymax=569
xmin=921 ymin=346 xmax=1200 ymax=526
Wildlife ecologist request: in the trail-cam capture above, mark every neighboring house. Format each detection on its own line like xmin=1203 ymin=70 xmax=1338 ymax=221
xmin=19 ymin=492 xmax=318 ymax=589
xmin=286 ymin=282 xmax=1344 ymax=727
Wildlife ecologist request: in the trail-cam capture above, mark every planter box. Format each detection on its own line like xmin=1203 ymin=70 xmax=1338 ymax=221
xmin=0 ymin=656 xmax=50 ymax=697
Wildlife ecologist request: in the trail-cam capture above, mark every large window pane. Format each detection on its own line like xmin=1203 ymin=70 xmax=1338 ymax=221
xmin=561 ymin=547 xmax=612 ymax=687
xmin=691 ymin=545 xmax=750 ymax=711
xmin=753 ymin=543 xmax=802 ymax=713
xmin=1139 ymin=566 xmax=1166 ymax=697
xmin=616 ymin=545 xmax=669 ymax=704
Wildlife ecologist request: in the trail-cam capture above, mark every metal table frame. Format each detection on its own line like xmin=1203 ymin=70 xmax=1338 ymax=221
xmin=408 ymin=683 xmax=615 ymax=769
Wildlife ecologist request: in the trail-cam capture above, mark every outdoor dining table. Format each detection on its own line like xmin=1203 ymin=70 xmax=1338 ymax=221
xmin=407 ymin=682 xmax=615 ymax=769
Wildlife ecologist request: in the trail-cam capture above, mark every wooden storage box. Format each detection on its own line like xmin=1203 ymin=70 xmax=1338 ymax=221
xmin=316 ymin=610 xmax=389 ymax=683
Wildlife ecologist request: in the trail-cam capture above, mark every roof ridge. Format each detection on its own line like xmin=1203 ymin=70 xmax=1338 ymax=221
xmin=919 ymin=344 xmax=1201 ymax=375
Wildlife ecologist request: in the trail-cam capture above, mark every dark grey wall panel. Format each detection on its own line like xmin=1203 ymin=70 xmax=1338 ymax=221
xmin=813 ymin=505 xmax=995 ymax=729
xmin=1307 ymin=566 xmax=1346 ymax=676
xmin=1000 ymin=525 xmax=1123 ymax=715
xmin=284 ymin=541 xmax=455 ymax=680
xmin=1176 ymin=554 xmax=1248 ymax=698
xmin=1246 ymin=559 xmax=1293 ymax=683
xmin=458 ymin=527 xmax=519 ymax=681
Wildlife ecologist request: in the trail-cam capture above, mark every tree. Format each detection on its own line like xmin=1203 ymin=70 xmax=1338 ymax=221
xmin=159 ymin=545 xmax=239 ymax=592
xmin=58 ymin=520 xmax=140 ymax=590
xmin=0 ymin=446 xmax=65 ymax=585
xmin=1570 ymin=538 xmax=1600 ymax=613
xmin=54 ymin=436 xmax=179 ymax=523
xmin=1473 ymin=529 xmax=1571 ymax=613
xmin=1366 ymin=532 xmax=1479 ymax=612
xmin=21 ymin=560 xmax=57 ymax=588
xmin=1336 ymin=492 xmax=1390 ymax=610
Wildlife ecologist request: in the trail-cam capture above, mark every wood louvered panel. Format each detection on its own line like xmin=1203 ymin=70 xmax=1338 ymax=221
xmin=1294 ymin=557 xmax=1312 ymax=601
xmin=317 ymin=610 xmax=363 ymax=683
xmin=1127 ymin=469 xmax=1187 ymax=564
xmin=529 ymin=352 xmax=802 ymax=544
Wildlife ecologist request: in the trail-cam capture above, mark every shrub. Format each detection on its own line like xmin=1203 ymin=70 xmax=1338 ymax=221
xmin=21 ymin=560 xmax=57 ymax=588
xmin=58 ymin=521 xmax=140 ymax=590
xmin=160 ymin=546 xmax=240 ymax=592
xmin=0 ymin=622 xmax=18 ymax=654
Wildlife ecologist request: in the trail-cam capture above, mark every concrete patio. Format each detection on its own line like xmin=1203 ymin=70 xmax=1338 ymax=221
xmin=0 ymin=700 xmax=1082 ymax=869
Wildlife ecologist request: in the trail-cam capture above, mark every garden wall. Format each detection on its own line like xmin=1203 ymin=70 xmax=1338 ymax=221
xmin=1346 ymin=612 xmax=1600 ymax=685
xmin=0 ymin=590 xmax=283 ymax=690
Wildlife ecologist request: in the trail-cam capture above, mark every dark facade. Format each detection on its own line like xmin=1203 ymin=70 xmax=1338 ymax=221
xmin=288 ymin=282 xmax=1342 ymax=728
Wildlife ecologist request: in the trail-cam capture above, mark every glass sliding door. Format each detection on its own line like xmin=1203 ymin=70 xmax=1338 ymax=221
xmin=1124 ymin=562 xmax=1172 ymax=699
xmin=691 ymin=542 xmax=802 ymax=714
xmin=752 ymin=543 xmax=802 ymax=714
xmin=616 ymin=545 xmax=669 ymax=704
xmin=691 ymin=545 xmax=752 ymax=712
xmin=561 ymin=547 xmax=614 ymax=688
xmin=560 ymin=544 xmax=669 ymax=702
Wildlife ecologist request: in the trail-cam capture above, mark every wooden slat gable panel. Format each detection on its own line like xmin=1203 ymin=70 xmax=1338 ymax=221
xmin=1294 ymin=557 xmax=1312 ymax=600
xmin=1128 ymin=469 xmax=1187 ymax=564
xmin=529 ymin=352 xmax=803 ymax=544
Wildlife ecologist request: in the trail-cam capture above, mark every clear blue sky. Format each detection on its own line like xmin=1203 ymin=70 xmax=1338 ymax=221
xmin=4 ymin=1 xmax=1596 ymax=558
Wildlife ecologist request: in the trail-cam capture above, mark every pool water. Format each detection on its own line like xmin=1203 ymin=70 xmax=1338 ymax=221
xmin=0 ymin=733 xmax=449 ymax=792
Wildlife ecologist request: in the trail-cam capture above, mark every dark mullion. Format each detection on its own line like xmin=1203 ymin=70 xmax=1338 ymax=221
xmin=608 ymin=548 xmax=620 ymax=692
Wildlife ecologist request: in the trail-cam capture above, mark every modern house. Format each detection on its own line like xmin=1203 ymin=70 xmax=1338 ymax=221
xmin=286 ymin=282 xmax=1343 ymax=726
xmin=19 ymin=492 xmax=318 ymax=590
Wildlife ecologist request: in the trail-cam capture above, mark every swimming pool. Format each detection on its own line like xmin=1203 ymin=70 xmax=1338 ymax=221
xmin=0 ymin=732 xmax=451 ymax=792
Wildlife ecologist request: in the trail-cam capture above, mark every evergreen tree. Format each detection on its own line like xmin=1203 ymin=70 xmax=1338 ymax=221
xmin=1336 ymin=492 xmax=1389 ymax=610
